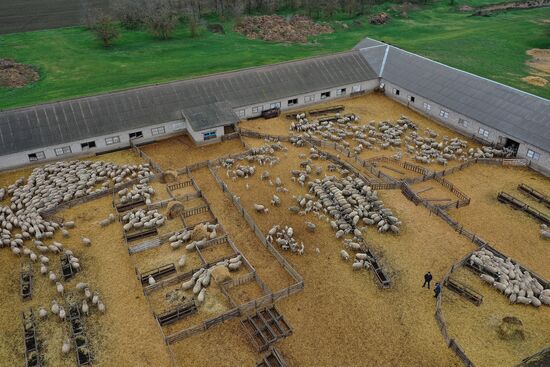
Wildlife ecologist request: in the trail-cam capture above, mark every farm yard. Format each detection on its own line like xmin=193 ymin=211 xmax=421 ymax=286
xmin=0 ymin=94 xmax=549 ymax=367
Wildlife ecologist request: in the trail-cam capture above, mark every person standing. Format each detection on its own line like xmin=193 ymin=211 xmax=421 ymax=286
xmin=434 ymin=282 xmax=441 ymax=298
xmin=422 ymin=272 xmax=433 ymax=289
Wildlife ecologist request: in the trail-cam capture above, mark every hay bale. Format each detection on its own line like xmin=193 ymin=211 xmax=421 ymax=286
xmin=167 ymin=201 xmax=184 ymax=219
xmin=190 ymin=223 xmax=209 ymax=241
xmin=163 ymin=170 xmax=178 ymax=183
xmin=211 ymin=266 xmax=231 ymax=283
xmin=498 ymin=316 xmax=525 ymax=340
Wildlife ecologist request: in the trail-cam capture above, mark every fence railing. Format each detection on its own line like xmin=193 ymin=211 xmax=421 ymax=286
xmin=130 ymin=140 xmax=163 ymax=174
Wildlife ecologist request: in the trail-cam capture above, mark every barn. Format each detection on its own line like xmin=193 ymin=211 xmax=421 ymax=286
xmin=0 ymin=37 xmax=549 ymax=175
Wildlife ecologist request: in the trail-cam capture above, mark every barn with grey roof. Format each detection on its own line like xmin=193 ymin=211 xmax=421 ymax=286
xmin=0 ymin=37 xmax=549 ymax=175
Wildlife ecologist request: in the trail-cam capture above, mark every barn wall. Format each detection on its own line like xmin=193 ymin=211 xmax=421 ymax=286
xmin=233 ymin=80 xmax=378 ymax=119
xmin=0 ymin=120 xmax=186 ymax=171
xmin=382 ymin=80 xmax=550 ymax=176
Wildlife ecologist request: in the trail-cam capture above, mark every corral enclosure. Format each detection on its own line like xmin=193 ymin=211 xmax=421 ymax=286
xmin=0 ymin=94 xmax=549 ymax=367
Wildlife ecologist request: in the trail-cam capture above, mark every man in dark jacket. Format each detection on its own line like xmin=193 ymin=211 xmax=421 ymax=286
xmin=422 ymin=272 xmax=433 ymax=289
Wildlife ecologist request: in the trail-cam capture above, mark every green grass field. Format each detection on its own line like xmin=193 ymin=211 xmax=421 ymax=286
xmin=1 ymin=0 xmax=549 ymax=110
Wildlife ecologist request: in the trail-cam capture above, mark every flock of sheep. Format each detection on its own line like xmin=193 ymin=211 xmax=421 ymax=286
xmin=470 ymin=249 xmax=550 ymax=307
xmin=266 ymin=225 xmax=304 ymax=254
xmin=290 ymin=113 xmax=513 ymax=165
xmin=0 ymin=159 xmax=154 ymax=359
xmin=121 ymin=208 xmax=166 ymax=232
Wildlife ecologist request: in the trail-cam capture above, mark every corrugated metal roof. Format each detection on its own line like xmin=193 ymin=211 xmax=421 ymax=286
xmin=356 ymin=39 xmax=550 ymax=152
xmin=0 ymin=51 xmax=377 ymax=155
xmin=183 ymin=102 xmax=239 ymax=131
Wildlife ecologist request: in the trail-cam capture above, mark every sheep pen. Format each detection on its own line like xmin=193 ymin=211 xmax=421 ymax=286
xmin=0 ymin=94 xmax=549 ymax=367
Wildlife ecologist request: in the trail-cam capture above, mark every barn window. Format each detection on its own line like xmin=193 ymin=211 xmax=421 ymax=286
xmin=151 ymin=126 xmax=166 ymax=136
xmin=287 ymin=98 xmax=298 ymax=106
xmin=80 ymin=141 xmax=96 ymax=150
xmin=203 ymin=131 xmax=217 ymax=141
xmin=236 ymin=109 xmax=246 ymax=118
xmin=392 ymin=88 xmax=400 ymax=95
xmin=527 ymin=149 xmax=540 ymax=161
xmin=423 ymin=102 xmax=432 ymax=111
xmin=320 ymin=91 xmax=331 ymax=100
xmin=252 ymin=106 xmax=263 ymax=114
xmin=478 ymin=128 xmax=489 ymax=138
xmin=172 ymin=122 xmax=185 ymax=131
xmin=304 ymin=95 xmax=315 ymax=103
xmin=352 ymin=85 xmax=361 ymax=93
xmin=28 ymin=151 xmax=45 ymax=162
xmin=408 ymin=95 xmax=415 ymax=103
xmin=270 ymin=102 xmax=281 ymax=109
xmin=439 ymin=110 xmax=449 ymax=119
xmin=129 ymin=131 xmax=143 ymax=140
xmin=54 ymin=146 xmax=72 ymax=156
xmin=105 ymin=136 xmax=121 ymax=145
xmin=458 ymin=118 xmax=468 ymax=127
xmin=336 ymin=88 xmax=347 ymax=96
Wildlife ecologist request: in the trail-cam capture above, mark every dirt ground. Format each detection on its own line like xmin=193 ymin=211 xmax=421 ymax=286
xmin=446 ymin=164 xmax=550 ymax=279
xmin=240 ymin=93 xmax=482 ymax=173
xmin=140 ymin=135 xmax=245 ymax=171
xmin=443 ymin=268 xmax=550 ymax=367
xmin=1 ymin=93 xmax=549 ymax=367
xmin=522 ymin=76 xmax=548 ymax=87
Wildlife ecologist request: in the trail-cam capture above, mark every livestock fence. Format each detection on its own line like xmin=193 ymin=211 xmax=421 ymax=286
xmin=132 ymin=162 xmax=303 ymax=346
xmin=130 ymin=140 xmax=163 ymax=174
xmin=41 ymin=175 xmax=152 ymax=216
xmin=434 ymin=252 xmax=476 ymax=367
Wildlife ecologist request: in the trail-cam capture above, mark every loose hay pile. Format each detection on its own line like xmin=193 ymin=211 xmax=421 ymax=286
xmin=234 ymin=15 xmax=333 ymax=43
xmin=0 ymin=58 xmax=39 ymax=88
xmin=498 ymin=316 xmax=525 ymax=340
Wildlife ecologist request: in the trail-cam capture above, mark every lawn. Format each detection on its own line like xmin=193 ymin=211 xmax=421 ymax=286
xmin=1 ymin=0 xmax=549 ymax=110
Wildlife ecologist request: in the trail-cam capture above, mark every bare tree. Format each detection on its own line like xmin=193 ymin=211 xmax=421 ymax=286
xmin=89 ymin=11 xmax=120 ymax=47
xmin=146 ymin=0 xmax=181 ymax=40
xmin=112 ymin=0 xmax=148 ymax=30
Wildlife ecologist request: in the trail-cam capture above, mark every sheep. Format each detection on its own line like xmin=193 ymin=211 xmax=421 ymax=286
xmin=253 ymin=204 xmax=268 ymax=213
xmin=352 ymin=261 xmax=364 ymax=270
xmin=62 ymin=338 xmax=71 ymax=355
xmin=228 ymin=261 xmax=242 ymax=271
xmin=98 ymin=301 xmax=106 ymax=313
xmin=197 ymin=288 xmax=206 ymax=305
xmin=516 ymin=296 xmax=531 ymax=305
xmin=56 ymin=282 xmax=64 ymax=296
xmin=38 ymin=307 xmax=48 ymax=319
xmin=148 ymin=276 xmax=156 ymax=286
xmin=82 ymin=300 xmax=89 ymax=316
xmin=51 ymin=300 xmax=60 ymax=315
xmin=58 ymin=307 xmax=66 ymax=321
xmin=76 ymin=282 xmax=89 ymax=291
xmin=81 ymin=237 xmax=92 ymax=246
xmin=340 ymin=250 xmax=350 ymax=261
xmin=177 ymin=255 xmax=187 ymax=269
xmin=480 ymin=274 xmax=495 ymax=284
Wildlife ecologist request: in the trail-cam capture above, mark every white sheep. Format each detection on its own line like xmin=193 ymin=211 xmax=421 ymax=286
xmin=148 ymin=275 xmax=156 ymax=286
xmin=62 ymin=338 xmax=71 ymax=355
xmin=340 ymin=250 xmax=350 ymax=261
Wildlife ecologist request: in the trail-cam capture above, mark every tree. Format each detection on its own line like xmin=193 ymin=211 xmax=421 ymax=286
xmin=112 ymin=0 xmax=147 ymax=30
xmin=90 ymin=12 xmax=120 ymax=47
xmin=146 ymin=0 xmax=181 ymax=40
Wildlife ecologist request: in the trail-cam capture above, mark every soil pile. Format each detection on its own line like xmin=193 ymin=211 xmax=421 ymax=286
xmin=523 ymin=49 xmax=550 ymax=87
xmin=0 ymin=59 xmax=39 ymax=88
xmin=369 ymin=12 xmax=390 ymax=25
xmin=234 ymin=15 xmax=333 ymax=43
xmin=522 ymin=76 xmax=548 ymax=87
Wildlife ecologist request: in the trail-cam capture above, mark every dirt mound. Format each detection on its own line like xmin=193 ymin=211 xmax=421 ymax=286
xmin=0 ymin=59 xmax=39 ymax=88
xmin=526 ymin=48 xmax=550 ymax=74
xmin=498 ymin=316 xmax=525 ymax=341
xmin=234 ymin=15 xmax=333 ymax=43
xmin=369 ymin=12 xmax=390 ymax=25
xmin=522 ymin=76 xmax=548 ymax=87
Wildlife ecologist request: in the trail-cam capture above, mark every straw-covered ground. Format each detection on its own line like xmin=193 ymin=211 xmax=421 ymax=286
xmin=446 ymin=164 xmax=550 ymax=279
xmin=1 ymin=94 xmax=549 ymax=367
xmin=443 ymin=268 xmax=550 ymax=367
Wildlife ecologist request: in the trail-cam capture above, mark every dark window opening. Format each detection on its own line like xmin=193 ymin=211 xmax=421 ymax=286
xmin=288 ymin=98 xmax=298 ymax=106
xmin=28 ymin=151 xmax=45 ymax=162
xmin=504 ymin=138 xmax=520 ymax=156
xmin=321 ymin=91 xmax=331 ymax=99
xmin=81 ymin=141 xmax=96 ymax=150
xmin=129 ymin=131 xmax=143 ymax=140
